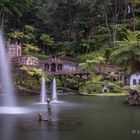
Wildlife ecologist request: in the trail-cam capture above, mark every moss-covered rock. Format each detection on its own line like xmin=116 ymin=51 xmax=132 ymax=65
xmin=124 ymin=90 xmax=140 ymax=106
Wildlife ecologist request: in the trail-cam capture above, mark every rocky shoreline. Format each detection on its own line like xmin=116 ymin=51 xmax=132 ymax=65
xmin=124 ymin=90 xmax=140 ymax=106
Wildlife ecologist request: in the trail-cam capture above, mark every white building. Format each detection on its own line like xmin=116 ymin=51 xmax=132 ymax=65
xmin=130 ymin=73 xmax=140 ymax=88
xmin=102 ymin=85 xmax=110 ymax=92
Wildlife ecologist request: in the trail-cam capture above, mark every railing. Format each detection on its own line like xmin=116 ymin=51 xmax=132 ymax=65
xmin=46 ymin=70 xmax=89 ymax=76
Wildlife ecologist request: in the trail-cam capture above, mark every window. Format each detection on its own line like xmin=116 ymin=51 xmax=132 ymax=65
xmin=72 ymin=66 xmax=76 ymax=71
xmin=63 ymin=64 xmax=69 ymax=71
xmin=133 ymin=79 xmax=137 ymax=85
xmin=139 ymin=79 xmax=140 ymax=84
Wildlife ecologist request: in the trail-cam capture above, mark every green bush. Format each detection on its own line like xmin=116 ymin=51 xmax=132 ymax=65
xmin=30 ymin=53 xmax=48 ymax=60
xmin=67 ymin=77 xmax=80 ymax=90
xmin=80 ymin=78 xmax=123 ymax=94
xmin=14 ymin=67 xmax=52 ymax=92
xmin=80 ymin=80 xmax=102 ymax=94
xmin=108 ymin=82 xmax=122 ymax=93
xmin=56 ymin=79 xmax=63 ymax=87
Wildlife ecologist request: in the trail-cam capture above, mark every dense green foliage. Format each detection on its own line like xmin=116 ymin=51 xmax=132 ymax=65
xmin=112 ymin=30 xmax=140 ymax=73
xmin=2 ymin=0 xmax=140 ymax=93
xmin=80 ymin=75 xmax=123 ymax=94
xmin=15 ymin=66 xmax=51 ymax=92
xmin=1 ymin=0 xmax=140 ymax=57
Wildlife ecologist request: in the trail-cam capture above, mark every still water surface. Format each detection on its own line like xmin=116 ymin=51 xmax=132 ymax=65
xmin=0 ymin=95 xmax=140 ymax=140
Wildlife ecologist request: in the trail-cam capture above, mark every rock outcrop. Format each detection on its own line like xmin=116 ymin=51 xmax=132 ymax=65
xmin=124 ymin=90 xmax=140 ymax=106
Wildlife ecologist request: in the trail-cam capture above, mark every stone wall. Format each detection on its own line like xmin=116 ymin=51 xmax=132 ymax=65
xmin=12 ymin=55 xmax=39 ymax=67
xmin=7 ymin=42 xmax=22 ymax=62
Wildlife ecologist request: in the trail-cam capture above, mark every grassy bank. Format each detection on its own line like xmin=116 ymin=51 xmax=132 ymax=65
xmin=80 ymin=93 xmax=129 ymax=96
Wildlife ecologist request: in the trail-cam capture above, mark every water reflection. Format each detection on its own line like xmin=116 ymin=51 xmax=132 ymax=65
xmin=1 ymin=115 xmax=16 ymax=140
xmin=0 ymin=96 xmax=140 ymax=140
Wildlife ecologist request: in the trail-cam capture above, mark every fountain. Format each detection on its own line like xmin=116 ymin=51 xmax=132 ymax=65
xmin=0 ymin=31 xmax=16 ymax=106
xmin=52 ymin=78 xmax=57 ymax=101
xmin=40 ymin=73 xmax=47 ymax=104
xmin=0 ymin=31 xmax=29 ymax=114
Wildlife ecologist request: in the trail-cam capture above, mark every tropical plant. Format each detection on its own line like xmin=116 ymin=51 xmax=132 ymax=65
xmin=0 ymin=0 xmax=33 ymax=29
xmin=8 ymin=30 xmax=24 ymax=42
xmin=24 ymin=25 xmax=34 ymax=33
xmin=23 ymin=43 xmax=39 ymax=54
xmin=80 ymin=74 xmax=122 ymax=94
xmin=15 ymin=66 xmax=43 ymax=91
xmin=23 ymin=25 xmax=35 ymax=44
xmin=30 ymin=53 xmax=48 ymax=60
xmin=79 ymin=55 xmax=105 ymax=75
xmin=67 ymin=77 xmax=80 ymax=90
xmin=19 ymin=66 xmax=51 ymax=83
xmin=80 ymin=39 xmax=96 ymax=53
xmin=40 ymin=34 xmax=54 ymax=54
xmin=80 ymin=75 xmax=103 ymax=94
xmin=111 ymin=30 xmax=140 ymax=73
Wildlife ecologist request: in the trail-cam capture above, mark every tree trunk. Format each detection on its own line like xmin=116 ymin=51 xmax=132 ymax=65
xmin=112 ymin=0 xmax=119 ymax=47
xmin=0 ymin=10 xmax=4 ymax=30
xmin=112 ymin=23 xmax=117 ymax=47
xmin=122 ymin=3 xmax=127 ymax=23
xmin=103 ymin=8 xmax=112 ymax=45
xmin=67 ymin=0 xmax=72 ymax=42
xmin=132 ymin=3 xmax=136 ymax=32
xmin=43 ymin=44 xmax=46 ymax=54
xmin=13 ymin=17 xmax=17 ymax=30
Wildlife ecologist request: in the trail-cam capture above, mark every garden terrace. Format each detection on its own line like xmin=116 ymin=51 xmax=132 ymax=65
xmin=12 ymin=55 xmax=39 ymax=67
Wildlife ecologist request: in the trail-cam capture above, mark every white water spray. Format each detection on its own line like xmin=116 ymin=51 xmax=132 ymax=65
xmin=52 ymin=78 xmax=57 ymax=101
xmin=41 ymin=73 xmax=47 ymax=103
xmin=0 ymin=31 xmax=16 ymax=106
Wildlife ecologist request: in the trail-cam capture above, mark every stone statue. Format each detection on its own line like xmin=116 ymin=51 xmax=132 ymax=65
xmin=47 ymin=98 xmax=52 ymax=121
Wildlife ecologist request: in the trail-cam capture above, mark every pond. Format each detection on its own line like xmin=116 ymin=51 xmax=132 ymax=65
xmin=0 ymin=95 xmax=140 ymax=140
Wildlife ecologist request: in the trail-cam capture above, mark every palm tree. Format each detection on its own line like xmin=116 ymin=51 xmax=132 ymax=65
xmin=0 ymin=1 xmax=12 ymax=29
xmin=8 ymin=30 xmax=24 ymax=42
xmin=79 ymin=56 xmax=105 ymax=77
xmin=0 ymin=0 xmax=32 ymax=30
xmin=80 ymin=39 xmax=95 ymax=53
xmin=111 ymin=30 xmax=140 ymax=73
xmin=23 ymin=25 xmax=35 ymax=44
xmin=23 ymin=43 xmax=39 ymax=54
xmin=40 ymin=34 xmax=54 ymax=54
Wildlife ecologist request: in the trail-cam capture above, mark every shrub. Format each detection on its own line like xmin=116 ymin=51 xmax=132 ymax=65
xmin=80 ymin=80 xmax=102 ymax=94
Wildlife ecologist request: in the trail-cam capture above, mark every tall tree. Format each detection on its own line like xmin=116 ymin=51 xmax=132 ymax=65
xmin=40 ymin=34 xmax=54 ymax=54
xmin=111 ymin=30 xmax=140 ymax=73
xmin=0 ymin=0 xmax=33 ymax=30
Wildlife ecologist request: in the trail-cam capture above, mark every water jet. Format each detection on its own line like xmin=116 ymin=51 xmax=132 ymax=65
xmin=0 ymin=31 xmax=29 ymax=114
xmin=0 ymin=31 xmax=16 ymax=106
xmin=40 ymin=73 xmax=47 ymax=104
xmin=52 ymin=78 xmax=57 ymax=102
